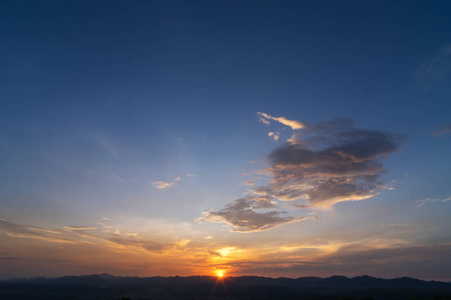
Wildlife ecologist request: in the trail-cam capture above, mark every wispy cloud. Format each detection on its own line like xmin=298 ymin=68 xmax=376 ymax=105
xmin=268 ymin=132 xmax=280 ymax=141
xmin=26 ymin=227 xmax=61 ymax=234
xmin=153 ymin=181 xmax=174 ymax=189
xmin=258 ymin=115 xmax=270 ymax=126
xmin=1 ymin=219 xmax=190 ymax=255
xmin=257 ymin=112 xmax=305 ymax=130
xmin=90 ymin=134 xmax=120 ymax=157
xmin=64 ymin=226 xmax=97 ymax=230
xmin=106 ymin=235 xmax=172 ymax=253
xmin=433 ymin=124 xmax=451 ymax=136
xmin=0 ymin=219 xmax=74 ymax=244
xmin=153 ymin=179 xmax=178 ymax=189
xmin=416 ymin=195 xmax=451 ymax=208
xmin=415 ymin=44 xmax=451 ymax=95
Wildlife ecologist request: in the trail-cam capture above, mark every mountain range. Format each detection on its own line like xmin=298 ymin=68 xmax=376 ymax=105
xmin=1 ymin=274 xmax=450 ymax=300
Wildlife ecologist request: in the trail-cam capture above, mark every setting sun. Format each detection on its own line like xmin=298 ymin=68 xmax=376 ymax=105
xmin=216 ymin=271 xmax=224 ymax=278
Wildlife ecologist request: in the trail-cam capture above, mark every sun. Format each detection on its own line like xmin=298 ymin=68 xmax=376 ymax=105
xmin=216 ymin=270 xmax=225 ymax=278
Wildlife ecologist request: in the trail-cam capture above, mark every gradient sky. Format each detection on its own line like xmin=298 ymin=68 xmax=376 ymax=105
xmin=1 ymin=1 xmax=451 ymax=281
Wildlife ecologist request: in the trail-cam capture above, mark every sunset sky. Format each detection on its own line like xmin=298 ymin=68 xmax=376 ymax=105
xmin=1 ymin=1 xmax=451 ymax=281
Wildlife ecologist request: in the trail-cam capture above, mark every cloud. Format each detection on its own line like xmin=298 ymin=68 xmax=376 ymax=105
xmin=268 ymin=132 xmax=280 ymax=141
xmin=64 ymin=226 xmax=97 ymax=230
xmin=415 ymin=45 xmax=451 ymax=94
xmin=257 ymin=112 xmax=305 ymax=130
xmin=186 ymin=174 xmax=198 ymax=177
xmin=89 ymin=133 xmax=120 ymax=157
xmin=245 ymin=181 xmax=255 ymax=186
xmin=433 ymin=124 xmax=451 ymax=136
xmin=258 ymin=116 xmax=270 ymax=126
xmin=102 ymin=231 xmax=190 ymax=253
xmin=256 ymin=119 xmax=406 ymax=207
xmin=0 ymin=219 xmax=74 ymax=244
xmin=111 ymin=173 xmax=125 ymax=184
xmin=67 ymin=224 xmax=184 ymax=254
xmin=223 ymin=241 xmax=451 ymax=280
xmin=204 ymin=118 xmax=404 ymax=232
xmin=153 ymin=181 xmax=175 ymax=189
xmin=25 ymin=227 xmax=61 ymax=234
xmin=106 ymin=235 xmax=170 ymax=253
xmin=204 ymin=197 xmax=307 ymax=232
xmin=153 ymin=177 xmax=182 ymax=189
xmin=1 ymin=219 xmax=190 ymax=257
xmin=416 ymin=195 xmax=451 ymax=208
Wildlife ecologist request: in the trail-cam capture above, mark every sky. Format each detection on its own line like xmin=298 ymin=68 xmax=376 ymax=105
xmin=1 ymin=0 xmax=451 ymax=281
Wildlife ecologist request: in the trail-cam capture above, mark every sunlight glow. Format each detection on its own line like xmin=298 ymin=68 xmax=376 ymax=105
xmin=216 ymin=270 xmax=225 ymax=278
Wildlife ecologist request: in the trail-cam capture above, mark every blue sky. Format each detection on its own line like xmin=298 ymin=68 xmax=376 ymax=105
xmin=1 ymin=1 xmax=451 ymax=280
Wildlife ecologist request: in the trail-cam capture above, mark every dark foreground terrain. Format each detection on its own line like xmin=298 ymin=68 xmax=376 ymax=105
xmin=1 ymin=274 xmax=450 ymax=300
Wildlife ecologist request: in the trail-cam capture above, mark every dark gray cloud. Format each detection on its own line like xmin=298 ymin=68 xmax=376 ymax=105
xmin=204 ymin=197 xmax=307 ymax=232
xmin=205 ymin=118 xmax=404 ymax=231
xmin=257 ymin=119 xmax=405 ymax=207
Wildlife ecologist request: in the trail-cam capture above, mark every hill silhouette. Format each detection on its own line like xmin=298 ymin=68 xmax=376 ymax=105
xmin=1 ymin=274 xmax=450 ymax=300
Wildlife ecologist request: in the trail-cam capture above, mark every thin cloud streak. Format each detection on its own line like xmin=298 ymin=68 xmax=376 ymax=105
xmin=64 ymin=226 xmax=97 ymax=230
xmin=153 ymin=177 xmax=185 ymax=189
xmin=0 ymin=219 xmax=75 ymax=244
xmin=433 ymin=124 xmax=451 ymax=136
xmin=416 ymin=195 xmax=451 ymax=208
xmin=415 ymin=44 xmax=451 ymax=95
xmin=257 ymin=112 xmax=305 ymax=130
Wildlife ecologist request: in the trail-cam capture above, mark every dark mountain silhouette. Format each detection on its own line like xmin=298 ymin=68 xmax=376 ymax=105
xmin=0 ymin=274 xmax=450 ymax=300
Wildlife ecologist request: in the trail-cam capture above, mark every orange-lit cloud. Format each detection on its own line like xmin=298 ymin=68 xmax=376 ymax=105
xmin=65 ymin=226 xmax=97 ymax=230
xmin=0 ymin=219 xmax=75 ymax=244
xmin=2 ymin=217 xmax=451 ymax=280
xmin=254 ymin=119 xmax=405 ymax=207
xmin=257 ymin=112 xmax=305 ymax=130
xmin=203 ymin=197 xmax=307 ymax=232
xmin=153 ymin=181 xmax=176 ymax=189
xmin=153 ymin=177 xmax=181 ymax=189
xmin=205 ymin=118 xmax=405 ymax=232
xmin=268 ymin=131 xmax=280 ymax=141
